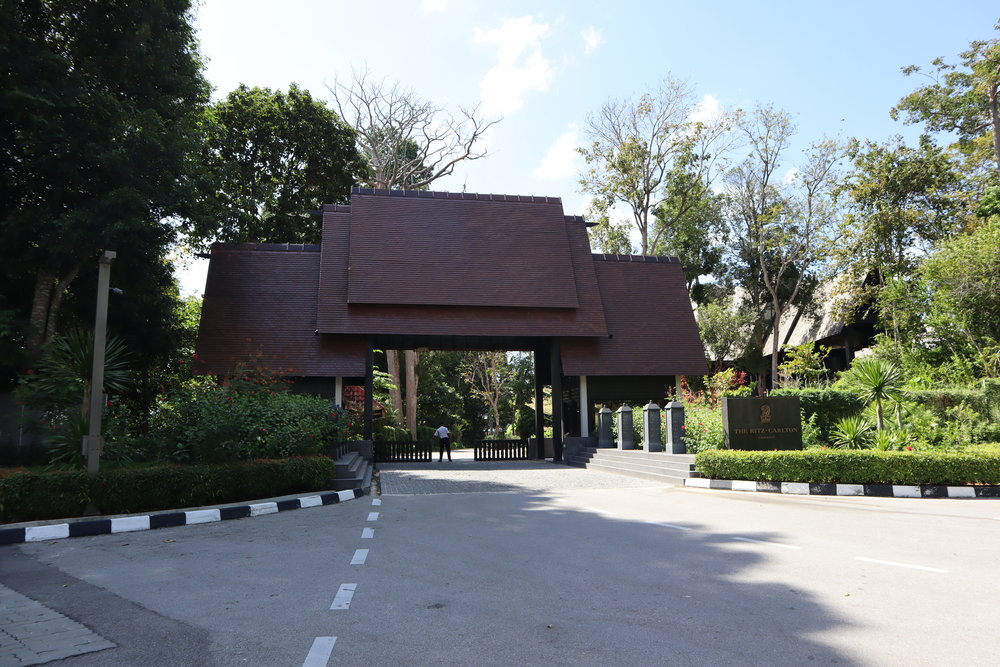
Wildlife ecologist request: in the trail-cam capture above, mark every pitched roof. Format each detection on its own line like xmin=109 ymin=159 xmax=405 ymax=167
xmin=560 ymin=255 xmax=709 ymax=376
xmin=346 ymin=190 xmax=579 ymax=308
xmin=196 ymin=244 xmax=367 ymax=377
xmin=316 ymin=192 xmax=607 ymax=337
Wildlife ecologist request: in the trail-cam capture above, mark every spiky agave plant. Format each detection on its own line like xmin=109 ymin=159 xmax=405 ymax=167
xmin=832 ymin=416 xmax=872 ymax=449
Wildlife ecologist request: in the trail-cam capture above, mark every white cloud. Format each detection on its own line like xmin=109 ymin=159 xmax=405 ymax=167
xmin=474 ymin=16 xmax=554 ymax=116
xmin=422 ymin=0 xmax=448 ymax=13
xmin=533 ymin=127 xmax=581 ymax=180
xmin=581 ymin=26 xmax=604 ymax=54
xmin=689 ymin=94 xmax=722 ymax=125
xmin=782 ymin=167 xmax=799 ymax=185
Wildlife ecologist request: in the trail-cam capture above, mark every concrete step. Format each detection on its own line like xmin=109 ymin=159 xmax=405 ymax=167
xmin=566 ymin=447 xmax=699 ymax=486
xmin=335 ymin=451 xmax=362 ymax=476
xmin=333 ymin=451 xmax=372 ymax=491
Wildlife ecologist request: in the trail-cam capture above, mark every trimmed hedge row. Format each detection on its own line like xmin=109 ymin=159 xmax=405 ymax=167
xmin=769 ymin=388 xmax=864 ymax=442
xmin=695 ymin=449 xmax=1000 ymax=486
xmin=0 ymin=456 xmax=336 ymax=523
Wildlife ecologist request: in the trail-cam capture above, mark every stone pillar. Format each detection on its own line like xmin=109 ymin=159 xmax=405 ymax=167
xmin=616 ymin=405 xmax=634 ymax=450
xmin=642 ymin=402 xmax=662 ymax=452
xmin=579 ymin=375 xmax=589 ymax=437
xmin=665 ymin=400 xmax=685 ymax=454
xmin=596 ymin=407 xmax=613 ymax=448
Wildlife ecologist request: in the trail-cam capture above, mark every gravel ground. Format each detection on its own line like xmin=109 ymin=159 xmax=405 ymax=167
xmin=378 ymin=448 xmax=663 ymax=495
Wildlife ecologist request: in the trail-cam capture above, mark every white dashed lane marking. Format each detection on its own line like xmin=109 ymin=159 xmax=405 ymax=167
xmin=855 ymin=557 xmax=948 ymax=573
xmin=330 ymin=584 xmax=357 ymax=610
xmin=646 ymin=521 xmax=693 ymax=531
xmin=367 ymin=512 xmax=379 ymax=521
xmin=350 ymin=549 xmax=369 ymax=565
xmin=372 ymin=498 xmax=381 ymax=506
xmin=731 ymin=536 xmax=802 ymax=550
xmin=361 ymin=527 xmax=374 ymax=539
xmin=302 ymin=637 xmax=336 ymax=667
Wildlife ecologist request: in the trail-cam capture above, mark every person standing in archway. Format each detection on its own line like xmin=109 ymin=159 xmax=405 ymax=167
xmin=434 ymin=424 xmax=451 ymax=462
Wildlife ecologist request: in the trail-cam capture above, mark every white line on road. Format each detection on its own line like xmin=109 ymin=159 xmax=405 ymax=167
xmin=732 ymin=536 xmax=802 ymax=550
xmin=367 ymin=512 xmax=379 ymax=521
xmin=351 ymin=549 xmax=369 ymax=565
xmin=855 ymin=557 xmax=948 ymax=573
xmin=361 ymin=527 xmax=374 ymax=539
xmin=330 ymin=584 xmax=357 ymax=610
xmin=372 ymin=498 xmax=381 ymax=506
xmin=645 ymin=521 xmax=693 ymax=531
xmin=302 ymin=637 xmax=336 ymax=667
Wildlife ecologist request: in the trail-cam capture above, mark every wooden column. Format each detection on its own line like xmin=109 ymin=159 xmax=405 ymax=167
xmin=579 ymin=375 xmax=589 ymax=438
xmin=550 ymin=338 xmax=563 ymax=462
xmin=363 ymin=342 xmax=374 ymax=440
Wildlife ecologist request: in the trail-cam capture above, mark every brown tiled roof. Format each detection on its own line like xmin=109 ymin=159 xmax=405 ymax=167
xmin=560 ymin=256 xmax=709 ymax=376
xmin=316 ymin=200 xmax=607 ymax=337
xmin=345 ymin=190 xmax=579 ymax=308
xmin=196 ymin=244 xmax=367 ymax=377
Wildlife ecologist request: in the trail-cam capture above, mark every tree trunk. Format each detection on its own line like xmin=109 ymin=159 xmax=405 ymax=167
xmin=989 ymin=82 xmax=1000 ymax=178
xmin=405 ymin=349 xmax=419 ymax=438
xmin=44 ymin=263 xmax=81 ymax=343
xmin=27 ymin=270 xmax=55 ymax=354
xmin=385 ymin=350 xmax=404 ymax=426
xmin=770 ymin=301 xmax=782 ymax=391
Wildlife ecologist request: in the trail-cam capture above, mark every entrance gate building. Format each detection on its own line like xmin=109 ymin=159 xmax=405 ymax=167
xmin=196 ymin=188 xmax=708 ymax=461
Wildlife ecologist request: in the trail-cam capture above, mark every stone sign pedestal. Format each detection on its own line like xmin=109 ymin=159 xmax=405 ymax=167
xmin=722 ymin=397 xmax=802 ymax=450
xmin=665 ymin=401 xmax=685 ymax=454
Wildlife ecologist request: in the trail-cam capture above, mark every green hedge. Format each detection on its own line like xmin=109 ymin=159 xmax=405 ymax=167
xmin=908 ymin=388 xmax=989 ymax=419
xmin=769 ymin=388 xmax=863 ymax=443
xmin=695 ymin=449 xmax=1000 ymax=486
xmin=0 ymin=456 xmax=336 ymax=523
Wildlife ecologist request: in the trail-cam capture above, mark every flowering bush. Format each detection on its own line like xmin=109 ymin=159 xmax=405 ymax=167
xmin=681 ymin=401 xmax=725 ymax=453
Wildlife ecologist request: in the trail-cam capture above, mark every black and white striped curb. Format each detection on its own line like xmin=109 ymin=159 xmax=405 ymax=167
xmin=685 ymin=477 xmax=1000 ymax=498
xmin=0 ymin=488 xmax=367 ymax=546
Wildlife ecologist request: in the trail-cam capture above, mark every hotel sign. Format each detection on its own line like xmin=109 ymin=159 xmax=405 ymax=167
xmin=722 ymin=397 xmax=802 ymax=450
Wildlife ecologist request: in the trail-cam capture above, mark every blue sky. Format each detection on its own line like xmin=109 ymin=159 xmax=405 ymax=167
xmin=178 ymin=0 xmax=999 ymax=295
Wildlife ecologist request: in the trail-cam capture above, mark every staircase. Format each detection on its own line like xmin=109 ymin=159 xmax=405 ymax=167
xmin=333 ymin=448 xmax=373 ymax=492
xmin=564 ymin=446 xmax=702 ymax=486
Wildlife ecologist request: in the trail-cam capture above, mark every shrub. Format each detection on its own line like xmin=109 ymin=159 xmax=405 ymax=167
xmin=681 ymin=402 xmax=725 ymax=453
xmin=1 ymin=457 xmax=336 ymax=522
xmin=695 ymin=449 xmax=1000 ymax=485
xmin=831 ymin=416 xmax=872 ymax=449
xmin=770 ymin=388 xmax=864 ymax=443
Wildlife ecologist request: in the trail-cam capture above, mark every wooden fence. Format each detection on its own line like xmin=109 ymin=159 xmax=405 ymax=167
xmin=474 ymin=439 xmax=529 ymax=461
xmin=375 ymin=440 xmax=433 ymax=463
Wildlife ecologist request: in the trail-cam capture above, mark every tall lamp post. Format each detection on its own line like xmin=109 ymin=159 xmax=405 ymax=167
xmin=83 ymin=250 xmax=116 ymax=475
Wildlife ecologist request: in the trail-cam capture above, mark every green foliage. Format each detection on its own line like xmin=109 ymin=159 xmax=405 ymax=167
xmin=0 ymin=457 xmax=335 ymax=522
xmin=696 ymin=298 xmax=755 ymax=372
xmin=695 ymin=449 xmax=1000 ymax=485
xmin=154 ymin=362 xmax=345 ymax=464
xmin=188 ymin=84 xmax=366 ymax=247
xmin=706 ymin=368 xmax=754 ymax=400
xmin=777 ymin=343 xmax=830 ymax=388
xmin=769 ymin=388 xmax=864 ymax=443
xmin=831 ymin=416 xmax=872 ymax=449
xmin=681 ymin=402 xmax=725 ymax=453
xmin=841 ymin=357 xmax=905 ymax=430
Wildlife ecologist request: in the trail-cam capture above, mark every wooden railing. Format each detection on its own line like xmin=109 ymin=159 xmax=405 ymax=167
xmin=474 ymin=439 xmax=529 ymax=461
xmin=375 ymin=440 xmax=433 ymax=463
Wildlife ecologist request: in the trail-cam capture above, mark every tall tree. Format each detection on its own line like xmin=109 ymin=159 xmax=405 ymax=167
xmin=892 ymin=23 xmax=1000 ymax=178
xmin=327 ymin=69 xmax=499 ymax=437
xmin=186 ymin=84 xmax=367 ymax=247
xmin=722 ymin=106 xmax=843 ymax=389
xmin=0 ymin=0 xmax=209 ymax=354
xmin=834 ymin=136 xmax=965 ymax=323
xmin=578 ymin=77 xmax=735 ymax=255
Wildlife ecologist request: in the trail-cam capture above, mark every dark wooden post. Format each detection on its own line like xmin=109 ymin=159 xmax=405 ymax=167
xmin=364 ymin=341 xmax=374 ymax=441
xmin=550 ymin=338 xmax=563 ymax=462
xmin=534 ymin=347 xmax=545 ymax=459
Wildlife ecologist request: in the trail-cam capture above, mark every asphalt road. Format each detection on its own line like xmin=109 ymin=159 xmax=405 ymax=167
xmin=3 ymin=459 xmax=999 ymax=666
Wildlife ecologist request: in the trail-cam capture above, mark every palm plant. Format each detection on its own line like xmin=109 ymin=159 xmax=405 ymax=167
xmin=832 ymin=415 xmax=872 ymax=449
xmin=850 ymin=357 xmax=904 ymax=431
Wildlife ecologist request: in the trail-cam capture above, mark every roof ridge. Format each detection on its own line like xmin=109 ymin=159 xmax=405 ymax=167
xmin=212 ymin=242 xmax=320 ymax=253
xmin=350 ymin=186 xmax=561 ymax=205
xmin=592 ymin=253 xmax=680 ymax=264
